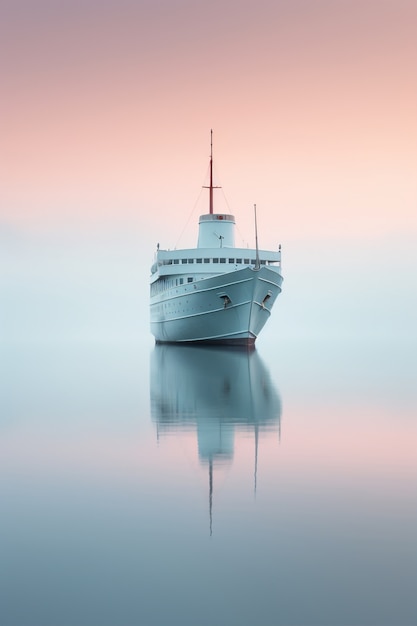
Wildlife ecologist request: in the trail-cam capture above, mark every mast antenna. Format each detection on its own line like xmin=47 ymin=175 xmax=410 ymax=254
xmin=254 ymin=204 xmax=260 ymax=269
xmin=210 ymin=130 xmax=213 ymax=214
xmin=203 ymin=129 xmax=221 ymax=215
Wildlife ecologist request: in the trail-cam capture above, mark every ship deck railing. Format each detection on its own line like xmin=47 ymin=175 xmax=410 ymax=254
xmin=160 ymin=257 xmax=279 ymax=266
xmin=151 ymin=257 xmax=280 ymax=276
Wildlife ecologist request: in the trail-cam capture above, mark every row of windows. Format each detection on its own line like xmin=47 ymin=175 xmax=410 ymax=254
xmin=162 ymin=258 xmax=270 ymax=266
xmin=151 ymin=297 xmax=210 ymax=318
xmin=150 ymin=276 xmax=194 ymax=296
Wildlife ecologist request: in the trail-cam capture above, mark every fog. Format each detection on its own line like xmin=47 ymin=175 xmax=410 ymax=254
xmin=2 ymin=223 xmax=415 ymax=345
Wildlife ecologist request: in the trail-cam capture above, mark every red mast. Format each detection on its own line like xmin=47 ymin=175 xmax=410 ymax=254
xmin=204 ymin=129 xmax=220 ymax=215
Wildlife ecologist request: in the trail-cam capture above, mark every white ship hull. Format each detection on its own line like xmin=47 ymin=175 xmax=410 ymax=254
xmin=150 ymin=265 xmax=283 ymax=346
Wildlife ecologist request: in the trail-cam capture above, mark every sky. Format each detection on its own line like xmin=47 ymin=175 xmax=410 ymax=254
xmin=1 ymin=0 xmax=416 ymax=342
xmin=1 ymin=0 xmax=416 ymax=238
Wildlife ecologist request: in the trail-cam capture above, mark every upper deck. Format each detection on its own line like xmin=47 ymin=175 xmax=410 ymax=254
xmin=150 ymin=246 xmax=281 ymax=283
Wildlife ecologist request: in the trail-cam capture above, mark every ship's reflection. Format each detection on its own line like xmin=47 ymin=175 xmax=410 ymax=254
xmin=150 ymin=345 xmax=282 ymax=534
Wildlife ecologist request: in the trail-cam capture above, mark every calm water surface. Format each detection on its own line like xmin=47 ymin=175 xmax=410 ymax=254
xmin=1 ymin=333 xmax=416 ymax=626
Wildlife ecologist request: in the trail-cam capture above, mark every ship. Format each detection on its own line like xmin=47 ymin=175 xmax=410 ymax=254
xmin=150 ymin=131 xmax=283 ymax=347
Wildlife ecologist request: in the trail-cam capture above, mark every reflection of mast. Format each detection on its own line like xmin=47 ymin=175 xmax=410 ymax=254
xmin=254 ymin=424 xmax=258 ymax=497
xmin=209 ymin=459 xmax=213 ymax=537
xmin=247 ymin=352 xmax=259 ymax=497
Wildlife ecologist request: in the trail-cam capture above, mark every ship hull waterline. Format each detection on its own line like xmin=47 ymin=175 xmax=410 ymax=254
xmin=150 ymin=266 xmax=282 ymax=347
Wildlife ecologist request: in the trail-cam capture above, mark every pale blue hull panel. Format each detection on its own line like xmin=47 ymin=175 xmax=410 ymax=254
xmin=150 ymin=266 xmax=282 ymax=345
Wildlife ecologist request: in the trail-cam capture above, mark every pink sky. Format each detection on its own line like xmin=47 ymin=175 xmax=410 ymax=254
xmin=1 ymin=0 xmax=416 ymax=245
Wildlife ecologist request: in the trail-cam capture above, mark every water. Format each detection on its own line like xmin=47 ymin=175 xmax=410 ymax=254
xmin=1 ymin=232 xmax=416 ymax=625
xmin=1 ymin=331 xmax=416 ymax=626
